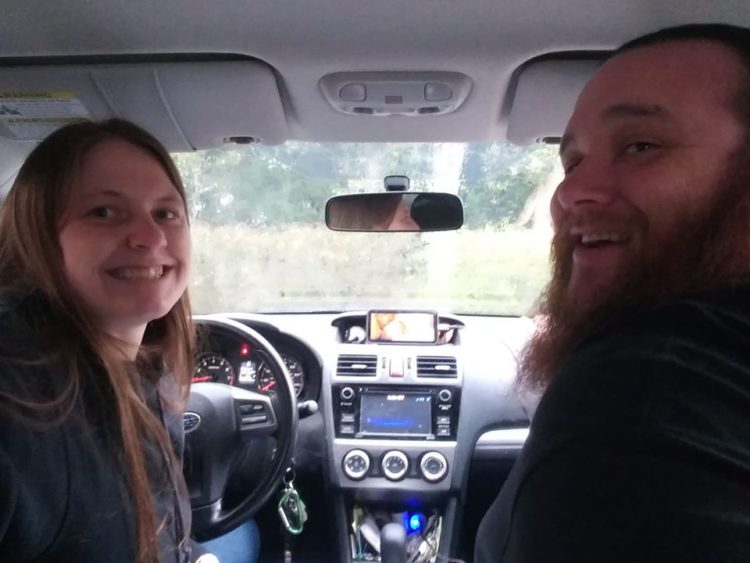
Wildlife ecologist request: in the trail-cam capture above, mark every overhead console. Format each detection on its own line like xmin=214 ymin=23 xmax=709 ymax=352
xmin=319 ymin=71 xmax=472 ymax=117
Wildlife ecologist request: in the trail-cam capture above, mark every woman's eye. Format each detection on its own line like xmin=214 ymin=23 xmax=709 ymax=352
xmin=155 ymin=209 xmax=179 ymax=220
xmin=88 ymin=206 xmax=116 ymax=219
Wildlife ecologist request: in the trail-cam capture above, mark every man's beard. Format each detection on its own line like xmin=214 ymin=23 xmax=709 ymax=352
xmin=518 ymin=153 xmax=750 ymax=392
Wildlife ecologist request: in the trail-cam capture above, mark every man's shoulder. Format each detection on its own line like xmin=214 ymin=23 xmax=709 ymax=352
xmin=557 ymin=284 xmax=750 ymax=390
xmin=575 ymin=285 xmax=750 ymax=363
xmin=537 ymin=285 xmax=750 ymax=444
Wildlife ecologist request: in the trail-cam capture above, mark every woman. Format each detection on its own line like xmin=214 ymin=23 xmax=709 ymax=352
xmin=0 ymin=119 xmax=215 ymax=562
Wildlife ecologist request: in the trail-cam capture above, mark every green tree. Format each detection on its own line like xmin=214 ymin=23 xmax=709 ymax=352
xmin=458 ymin=143 xmax=558 ymax=228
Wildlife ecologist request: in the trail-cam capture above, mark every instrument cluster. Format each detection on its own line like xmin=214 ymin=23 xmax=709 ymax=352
xmin=193 ymin=346 xmax=306 ymax=398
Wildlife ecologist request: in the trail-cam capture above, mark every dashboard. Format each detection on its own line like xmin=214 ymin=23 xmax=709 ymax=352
xmin=191 ymin=310 xmax=539 ymax=560
xmin=193 ymin=351 xmax=305 ymax=396
xmin=192 ymin=321 xmax=322 ymax=401
xmin=192 ymin=310 xmax=537 ymax=456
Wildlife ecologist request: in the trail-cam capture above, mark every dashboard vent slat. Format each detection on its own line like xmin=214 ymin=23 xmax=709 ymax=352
xmin=337 ymin=354 xmax=377 ymax=377
xmin=417 ymin=356 xmax=458 ymax=378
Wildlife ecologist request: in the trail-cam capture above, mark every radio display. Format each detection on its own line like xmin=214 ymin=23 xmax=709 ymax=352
xmin=367 ymin=310 xmax=438 ymax=343
xmin=360 ymin=391 xmax=432 ymax=436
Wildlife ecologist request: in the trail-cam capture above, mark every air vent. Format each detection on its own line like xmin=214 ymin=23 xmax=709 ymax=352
xmin=417 ymin=356 xmax=457 ymax=378
xmin=337 ymin=354 xmax=377 ymax=377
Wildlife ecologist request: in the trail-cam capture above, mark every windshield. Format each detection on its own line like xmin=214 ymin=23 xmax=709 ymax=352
xmin=174 ymin=142 xmax=560 ymax=316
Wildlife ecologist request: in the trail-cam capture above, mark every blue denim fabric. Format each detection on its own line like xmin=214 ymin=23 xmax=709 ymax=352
xmin=201 ymin=519 xmax=260 ymax=563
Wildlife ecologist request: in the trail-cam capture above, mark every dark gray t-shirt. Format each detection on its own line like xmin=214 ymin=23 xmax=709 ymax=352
xmin=475 ymin=287 xmax=750 ymax=563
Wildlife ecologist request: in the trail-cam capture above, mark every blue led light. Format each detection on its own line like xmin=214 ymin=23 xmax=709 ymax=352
xmin=403 ymin=512 xmax=426 ymax=534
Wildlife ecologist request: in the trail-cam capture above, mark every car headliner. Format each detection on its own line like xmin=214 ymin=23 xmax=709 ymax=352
xmin=0 ymin=0 xmax=748 ymax=188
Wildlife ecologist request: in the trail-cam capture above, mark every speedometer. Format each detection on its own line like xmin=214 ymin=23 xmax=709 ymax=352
xmin=257 ymin=354 xmax=305 ymax=396
xmin=193 ymin=354 xmax=236 ymax=385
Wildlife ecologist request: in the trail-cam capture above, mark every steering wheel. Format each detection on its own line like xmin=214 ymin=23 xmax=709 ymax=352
xmin=185 ymin=316 xmax=299 ymax=540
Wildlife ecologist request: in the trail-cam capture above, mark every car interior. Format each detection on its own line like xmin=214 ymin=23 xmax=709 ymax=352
xmin=1 ymin=2 xmax=747 ymax=562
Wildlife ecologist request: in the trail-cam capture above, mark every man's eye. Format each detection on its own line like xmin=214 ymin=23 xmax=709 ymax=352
xmin=563 ymin=159 xmax=580 ymax=175
xmin=624 ymin=142 xmax=656 ymax=154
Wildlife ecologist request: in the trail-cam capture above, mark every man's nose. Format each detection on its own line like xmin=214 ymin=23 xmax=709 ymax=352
xmin=552 ymin=157 xmax=617 ymax=212
xmin=127 ymin=214 xmax=167 ymax=250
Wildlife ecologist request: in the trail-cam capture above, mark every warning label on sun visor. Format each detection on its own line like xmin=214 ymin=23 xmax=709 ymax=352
xmin=0 ymin=92 xmax=91 ymax=141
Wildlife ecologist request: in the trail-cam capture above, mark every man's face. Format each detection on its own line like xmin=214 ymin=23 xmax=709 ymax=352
xmin=552 ymin=40 xmax=746 ymax=309
xmin=521 ymin=40 xmax=750 ymax=389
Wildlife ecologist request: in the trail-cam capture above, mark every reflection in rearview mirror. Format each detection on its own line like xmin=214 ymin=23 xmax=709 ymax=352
xmin=325 ymin=192 xmax=464 ymax=232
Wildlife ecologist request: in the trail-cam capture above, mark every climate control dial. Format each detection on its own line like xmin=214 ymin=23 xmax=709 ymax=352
xmin=420 ymin=451 xmax=448 ymax=482
xmin=381 ymin=450 xmax=409 ymax=481
xmin=342 ymin=449 xmax=370 ymax=480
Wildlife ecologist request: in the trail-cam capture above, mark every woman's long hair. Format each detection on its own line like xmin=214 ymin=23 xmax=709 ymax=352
xmin=0 ymin=119 xmax=195 ymax=563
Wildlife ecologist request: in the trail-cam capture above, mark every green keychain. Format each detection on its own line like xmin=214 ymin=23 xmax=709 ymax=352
xmin=277 ymin=476 xmax=308 ymax=535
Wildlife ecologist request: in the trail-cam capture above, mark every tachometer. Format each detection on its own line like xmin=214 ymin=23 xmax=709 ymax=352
xmin=193 ymin=354 xmax=236 ymax=385
xmin=257 ymin=354 xmax=305 ymax=396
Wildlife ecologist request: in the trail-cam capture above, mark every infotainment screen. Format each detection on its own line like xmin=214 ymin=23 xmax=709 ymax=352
xmin=367 ymin=310 xmax=438 ymax=343
xmin=360 ymin=391 xmax=432 ymax=436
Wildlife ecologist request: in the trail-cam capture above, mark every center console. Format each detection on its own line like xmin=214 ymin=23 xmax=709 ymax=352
xmin=332 ymin=383 xmax=460 ymax=489
xmin=324 ymin=311 xmax=465 ymax=562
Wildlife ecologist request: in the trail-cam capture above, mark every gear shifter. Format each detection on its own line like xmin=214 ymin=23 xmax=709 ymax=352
xmin=380 ymin=522 xmax=407 ymax=563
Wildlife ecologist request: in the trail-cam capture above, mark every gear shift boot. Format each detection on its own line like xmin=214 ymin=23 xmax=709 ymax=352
xmin=380 ymin=522 xmax=407 ymax=563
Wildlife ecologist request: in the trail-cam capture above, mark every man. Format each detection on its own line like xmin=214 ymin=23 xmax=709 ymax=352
xmin=475 ymin=24 xmax=750 ymax=562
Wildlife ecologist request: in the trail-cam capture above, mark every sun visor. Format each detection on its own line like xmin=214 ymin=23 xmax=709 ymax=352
xmin=0 ymin=60 xmax=287 ymax=150
xmin=505 ymin=58 xmax=602 ymax=145
xmin=0 ymin=136 xmax=31 ymax=196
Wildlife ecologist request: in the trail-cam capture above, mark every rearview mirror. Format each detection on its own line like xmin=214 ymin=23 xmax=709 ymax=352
xmin=325 ymin=192 xmax=463 ymax=232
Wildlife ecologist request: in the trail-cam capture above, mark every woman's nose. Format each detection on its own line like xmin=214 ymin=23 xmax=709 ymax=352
xmin=127 ymin=214 xmax=167 ymax=250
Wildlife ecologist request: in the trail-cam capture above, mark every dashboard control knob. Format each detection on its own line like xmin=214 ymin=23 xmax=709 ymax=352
xmin=381 ymin=450 xmax=409 ymax=481
xmin=420 ymin=451 xmax=448 ymax=482
xmin=438 ymin=389 xmax=452 ymax=403
xmin=342 ymin=449 xmax=370 ymax=480
xmin=340 ymin=386 xmax=356 ymax=401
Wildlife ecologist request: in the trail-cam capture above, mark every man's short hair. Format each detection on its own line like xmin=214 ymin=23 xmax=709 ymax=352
xmin=613 ymin=23 xmax=750 ymax=129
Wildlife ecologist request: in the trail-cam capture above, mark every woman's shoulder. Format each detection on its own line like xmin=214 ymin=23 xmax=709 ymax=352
xmin=0 ymin=292 xmax=63 ymax=399
xmin=0 ymin=291 xmax=48 ymax=346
